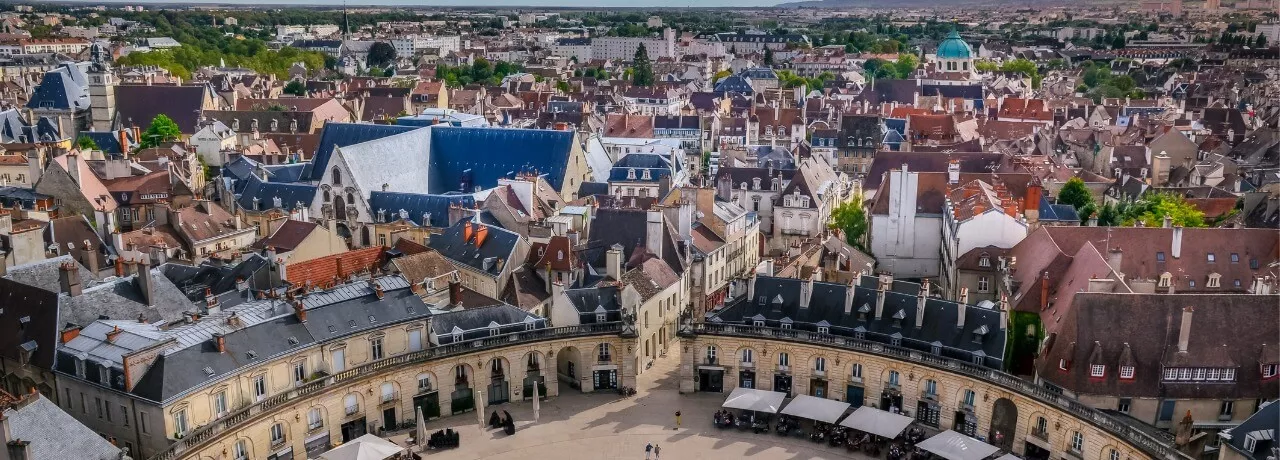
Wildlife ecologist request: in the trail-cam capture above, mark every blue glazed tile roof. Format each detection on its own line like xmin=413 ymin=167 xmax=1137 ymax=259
xmin=367 ymin=191 xmax=475 ymax=227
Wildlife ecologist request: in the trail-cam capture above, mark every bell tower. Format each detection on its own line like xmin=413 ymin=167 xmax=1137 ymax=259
xmin=87 ymin=42 xmax=116 ymax=133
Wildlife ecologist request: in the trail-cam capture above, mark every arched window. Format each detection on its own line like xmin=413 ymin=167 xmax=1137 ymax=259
xmin=343 ymin=394 xmax=358 ymax=415
xmin=814 ymin=357 xmax=826 ymax=372
xmin=778 ymin=352 xmax=790 ymax=367
xmin=706 ymin=345 xmax=717 ymax=363
xmin=741 ymin=348 xmax=753 ymax=363
xmin=346 ymin=193 xmax=355 ymax=205
xmin=332 ymin=168 xmax=342 ymax=185
xmin=416 ymin=373 xmax=433 ymax=392
xmin=233 ymin=440 xmax=249 ymax=460
xmin=598 ymin=343 xmax=611 ymax=361
xmin=323 ymin=189 xmax=331 ymax=202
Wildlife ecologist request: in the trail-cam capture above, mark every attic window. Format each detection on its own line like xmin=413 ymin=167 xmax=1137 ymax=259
xmin=348 ymin=320 xmax=357 ymax=328
xmin=1230 ymin=253 xmax=1239 ymax=263
xmin=1090 ymin=365 xmax=1105 ymax=377
xmin=203 ymin=366 xmax=215 ymax=377
xmin=753 ymin=320 xmax=765 ymax=327
xmin=1156 ymin=252 xmax=1165 ymax=263
xmin=1158 ymin=273 xmax=1172 ymax=288
xmin=287 ymin=337 xmax=299 ymax=345
xmin=978 ymin=255 xmax=990 ymax=267
xmin=328 ymin=325 xmax=336 ymax=333
xmin=1120 ymin=366 xmax=1135 ymax=379
xmin=817 ymin=326 xmax=829 ymax=334
xmin=246 ymin=351 xmax=258 ymax=360
xmin=1207 ymin=273 xmax=1221 ymax=288
xmin=627 ymin=168 xmax=636 ymax=180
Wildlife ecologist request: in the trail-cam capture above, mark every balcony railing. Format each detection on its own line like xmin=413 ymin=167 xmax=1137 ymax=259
xmin=344 ymin=405 xmax=359 ymax=416
xmin=149 ymin=322 xmax=622 ymax=460
xmin=380 ymin=391 xmax=399 ymax=405
xmin=1032 ymin=428 xmax=1049 ymax=440
xmin=683 ymin=323 xmax=1193 ymax=460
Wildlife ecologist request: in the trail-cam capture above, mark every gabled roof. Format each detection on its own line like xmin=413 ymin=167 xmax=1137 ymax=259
xmin=428 ymin=126 xmax=575 ymax=194
xmin=428 ymin=220 xmax=521 ymax=277
xmin=114 ymin=84 xmax=209 ymax=133
xmin=307 ymin=122 xmax=419 ymax=181
xmin=284 ymin=246 xmax=386 ymax=289
xmin=367 ymin=191 xmax=474 ymax=228
xmin=2 ymin=396 xmax=123 ymax=460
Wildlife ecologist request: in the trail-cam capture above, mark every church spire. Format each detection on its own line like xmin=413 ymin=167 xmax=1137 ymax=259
xmin=342 ymin=1 xmax=350 ymax=42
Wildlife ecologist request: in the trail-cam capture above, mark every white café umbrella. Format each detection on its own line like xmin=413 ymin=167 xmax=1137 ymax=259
xmin=532 ymin=379 xmax=541 ymax=422
xmin=476 ymin=389 xmax=486 ymax=428
xmin=916 ymin=430 xmax=1001 ymax=460
xmin=318 ymin=433 xmax=403 ymax=460
xmin=415 ymin=406 xmax=427 ymax=452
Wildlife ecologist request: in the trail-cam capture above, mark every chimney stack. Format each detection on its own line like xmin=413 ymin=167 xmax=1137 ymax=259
xmin=606 ymin=243 xmax=623 ymax=279
xmin=998 ymin=294 xmax=1008 ymax=330
xmin=747 ymin=272 xmax=757 ymax=301
xmin=958 ymin=287 xmax=970 ymax=306
xmin=1040 ymin=271 xmax=1051 ymax=310
xmin=373 ymin=281 xmax=385 ymax=299
xmin=1177 ymin=306 xmax=1194 ymax=353
xmin=799 ymin=274 xmax=814 ymax=309
xmin=843 ymin=277 xmax=856 ymax=315
xmin=449 ymin=279 xmax=462 ymax=307
xmin=136 ymin=256 xmax=153 ymax=306
xmin=915 ymin=279 xmax=928 ymax=328
xmin=293 ymin=300 xmax=306 ymax=322
xmin=58 ymin=261 xmax=82 ymax=297
xmin=1171 ymin=226 xmax=1183 ymax=259
xmin=113 ymin=256 xmax=124 ymax=277
xmin=1107 ymin=247 xmax=1123 ymax=271
xmin=875 ymin=274 xmax=891 ymax=319
xmin=645 ymin=210 xmax=664 ymax=257
xmin=82 ymin=243 xmax=98 ymax=278
xmin=205 ymin=287 xmax=220 ymax=314
xmin=213 ymin=333 xmax=227 ymax=353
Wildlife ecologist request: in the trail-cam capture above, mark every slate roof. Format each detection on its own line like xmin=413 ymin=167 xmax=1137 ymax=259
xmin=1219 ymin=401 xmax=1278 ymax=460
xmin=430 ymin=304 xmax=546 ymax=344
xmin=367 ymin=191 xmax=475 ymax=228
xmin=716 ymin=275 xmax=1005 ymax=368
xmin=114 ymin=84 xmax=209 ymax=133
xmin=235 ymin=175 xmax=317 ymax=212
xmin=563 ymin=284 xmax=624 ymax=323
xmin=428 ymin=220 xmax=521 ymax=278
xmin=714 ymin=75 xmax=754 ymax=94
xmin=78 ymin=130 xmax=136 ymax=154
xmin=160 ymin=254 xmax=270 ymax=302
xmin=58 ymin=266 xmax=194 ymax=327
xmin=252 ymin=220 xmax=319 ymax=252
xmin=0 ymin=278 xmax=60 ymax=371
xmin=0 ymin=109 xmax=61 ymax=143
xmin=47 ymin=215 xmax=110 ymax=271
xmin=428 ymin=126 xmax=576 ymax=194
xmin=609 ymin=152 xmax=676 ymax=183
xmin=3 ymin=395 xmax=123 ymax=460
xmin=26 ymin=63 xmax=90 ymax=111
xmin=306 ymin=122 xmax=420 ymax=181
xmin=2 ymin=255 xmax=95 ymax=295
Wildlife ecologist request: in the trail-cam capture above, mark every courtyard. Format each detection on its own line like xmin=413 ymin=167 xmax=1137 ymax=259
xmin=397 ymin=350 xmax=876 ymax=459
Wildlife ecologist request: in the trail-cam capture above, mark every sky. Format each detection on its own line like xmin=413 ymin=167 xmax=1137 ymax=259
xmin=93 ymin=0 xmax=793 ymax=8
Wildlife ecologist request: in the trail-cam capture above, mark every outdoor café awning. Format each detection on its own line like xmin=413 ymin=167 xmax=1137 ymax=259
xmin=779 ymin=394 xmax=851 ymax=424
xmin=917 ymin=430 xmax=1000 ymax=460
xmin=722 ymin=387 xmax=787 ymax=413
xmin=838 ymin=405 xmax=915 ymax=438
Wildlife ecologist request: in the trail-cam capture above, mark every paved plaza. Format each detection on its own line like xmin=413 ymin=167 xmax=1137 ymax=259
xmin=399 ymin=350 xmax=875 ymax=459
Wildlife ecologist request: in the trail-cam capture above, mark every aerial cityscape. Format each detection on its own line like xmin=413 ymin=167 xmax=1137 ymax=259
xmin=0 ymin=1 xmax=1275 ymax=460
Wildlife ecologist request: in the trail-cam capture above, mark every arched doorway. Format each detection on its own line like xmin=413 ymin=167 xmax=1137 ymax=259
xmin=450 ymin=364 xmax=474 ymax=414
xmin=333 ymin=195 xmax=347 ymax=220
xmin=488 ymin=357 xmax=510 ymax=405
xmin=989 ymin=398 xmax=1018 ymax=451
xmin=555 ymin=346 xmax=582 ymax=393
xmin=523 ymin=351 xmax=547 ymax=400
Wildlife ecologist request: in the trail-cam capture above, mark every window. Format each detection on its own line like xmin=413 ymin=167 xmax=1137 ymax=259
xmin=140 ymin=412 xmax=149 ymax=434
xmin=173 ymin=409 xmax=189 ymax=436
xmin=978 ymin=255 xmax=990 ymax=267
xmin=753 ymin=320 xmax=765 ymax=327
xmin=417 ymin=373 xmax=433 ymax=392
xmin=706 ymin=345 xmax=718 ymax=363
xmin=408 ymin=329 xmax=423 ymax=352
xmin=741 ymin=349 xmax=753 ymax=364
xmin=1224 ymin=368 xmax=1236 ymax=381
xmin=1156 ymin=252 xmax=1165 ymax=262
xmin=778 ymin=352 xmax=790 ymax=368
xmin=1180 ymin=368 xmax=1192 ymax=380
xmin=1207 ymin=253 xmax=1216 ymax=264
xmin=344 ymin=394 xmax=359 ymax=415
xmin=293 ymin=362 xmax=306 ymax=385
xmin=1207 ymin=274 xmax=1221 ymax=288
xmin=1158 ymin=273 xmax=1172 ymax=288
xmin=780 ymin=322 xmax=792 ymax=330
xmin=1109 ymin=449 xmax=1120 ymax=460
xmin=596 ymin=312 xmax=606 ymax=322
xmin=1220 ymin=400 xmax=1234 ymax=416
xmin=233 ymin=440 xmax=248 ymax=460
xmin=924 ymin=379 xmax=937 ymax=396
xmin=963 ymin=389 xmax=976 ymax=407
xmin=381 ymin=383 xmax=395 ymax=403
xmin=1118 ymin=398 xmax=1132 ymax=413
xmin=977 ymin=276 xmax=990 ymax=293
xmin=1120 ymin=366 xmax=1134 ymax=379
xmin=1071 ymin=432 xmax=1084 ymax=453
xmin=371 ymin=338 xmax=384 ymax=360
xmin=1264 ymin=364 xmax=1278 ymax=378
xmin=1035 ymin=416 xmax=1048 ymax=436
xmin=121 ymin=405 xmax=129 ymax=426
xmin=213 ymin=391 xmax=228 ymax=416
xmin=888 ymin=370 xmax=900 ymax=386
xmin=331 ymin=349 xmax=346 ymax=373
xmin=95 ymin=397 xmax=103 ymax=418
xmin=308 ymin=408 xmax=323 ymax=430
xmin=814 ymin=357 xmax=826 ymax=372
xmin=253 ymin=375 xmax=267 ymax=400
xmin=850 ymin=363 xmax=863 ymax=381
xmin=270 ymin=422 xmax=285 ymax=445
xmin=1164 ymin=367 xmax=1178 ymax=380
xmin=1091 ymin=365 xmax=1105 ymax=377
xmin=1230 ymin=253 xmax=1239 ymax=263
xmin=598 ymin=343 xmax=611 ymax=362
xmin=1195 ymin=368 xmax=1208 ymax=380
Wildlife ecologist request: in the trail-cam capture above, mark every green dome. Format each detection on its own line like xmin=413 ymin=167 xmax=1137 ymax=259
xmin=937 ymin=31 xmax=973 ymax=60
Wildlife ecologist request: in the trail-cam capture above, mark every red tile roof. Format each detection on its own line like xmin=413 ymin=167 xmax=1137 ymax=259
xmin=284 ymin=246 xmax=386 ymax=288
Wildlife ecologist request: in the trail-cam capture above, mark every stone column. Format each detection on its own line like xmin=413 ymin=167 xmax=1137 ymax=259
xmin=678 ymin=336 xmax=695 ymax=394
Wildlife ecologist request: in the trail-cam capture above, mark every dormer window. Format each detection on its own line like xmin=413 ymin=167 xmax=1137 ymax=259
xmin=817 ymin=326 xmax=829 ymax=334
xmin=1158 ymin=272 xmax=1172 ymax=288
xmin=627 ymin=168 xmax=636 ymax=179
xmin=596 ymin=312 xmax=606 ymax=322
xmin=978 ymin=255 xmax=990 ymax=267
xmin=1090 ymin=365 xmax=1105 ymax=378
xmin=1120 ymin=366 xmax=1135 ymax=379
xmin=1207 ymin=273 xmax=1221 ymax=288
xmin=753 ymin=320 xmax=765 ymax=327
xmin=641 ymin=169 xmax=651 ymax=180
xmin=1263 ymin=364 xmax=1278 ymax=379
xmin=1207 ymin=253 xmax=1216 ymax=264
xmin=1059 ymin=359 xmax=1069 ymax=371
xmin=752 ymin=177 xmax=761 ymax=190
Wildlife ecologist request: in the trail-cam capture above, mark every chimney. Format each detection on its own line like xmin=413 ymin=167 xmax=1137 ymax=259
xmin=292 ymin=300 xmax=306 ymax=322
xmin=1177 ymin=306 xmax=1193 ymax=353
xmin=1040 ymin=271 xmax=1051 ymax=310
xmin=113 ymin=256 xmax=124 ymax=277
xmin=875 ymin=274 xmax=891 ymax=319
xmin=449 ymin=279 xmax=462 ymax=307
xmin=213 ymin=333 xmax=227 ymax=353
xmin=747 ymin=272 xmax=757 ymax=300
xmin=136 ymin=256 xmax=153 ymax=306
xmin=1107 ymin=248 xmax=1123 ymax=271
xmin=204 ymin=287 xmax=220 ymax=314
xmin=1171 ymin=226 xmax=1183 ymax=259
xmin=645 ymin=210 xmax=664 ymax=257
xmin=799 ymin=274 xmax=814 ymax=309
xmin=373 ymin=282 xmax=385 ymax=299
xmin=1024 ymin=180 xmax=1042 ymax=222
xmin=80 ymin=242 xmax=99 ymax=277
xmin=1163 ymin=215 xmax=1173 ymax=228
xmin=915 ymin=279 xmax=928 ymax=328
xmin=947 ymin=160 xmax=960 ymax=184
xmin=843 ymin=277 xmax=856 ymax=315
xmin=606 ymin=243 xmax=623 ymax=279
xmin=66 ymin=153 xmax=81 ymax=186
xmin=998 ymin=294 xmax=1008 ymax=330
xmin=60 ymin=325 xmax=82 ymax=344
xmin=958 ymin=287 xmax=970 ymax=305
xmin=58 ymin=261 xmax=82 ymax=296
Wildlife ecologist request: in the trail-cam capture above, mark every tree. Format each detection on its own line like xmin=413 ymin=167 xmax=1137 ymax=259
xmin=1000 ymin=58 xmax=1042 ymax=88
xmin=367 ymin=42 xmax=396 ymax=68
xmin=763 ymin=47 xmax=774 ymax=66
xmin=831 ymin=197 xmax=870 ymax=250
xmin=711 ymin=69 xmax=732 ymax=84
xmin=283 ymin=80 xmax=307 ymax=96
xmin=76 ymin=135 xmax=100 ymax=151
xmin=1111 ymin=34 xmax=1126 ymax=49
xmin=1257 ymin=34 xmax=1268 ymax=48
xmin=1057 ymin=177 xmax=1093 ymax=211
xmin=137 ymin=114 xmax=182 ymax=150
xmin=1125 ymin=192 xmax=1206 ymax=228
xmin=555 ymin=80 xmax=570 ymax=93
xmin=631 ymin=44 xmax=654 ymax=87
xmin=974 ymin=60 xmax=1000 ymax=72
xmin=892 ymin=53 xmax=918 ymax=79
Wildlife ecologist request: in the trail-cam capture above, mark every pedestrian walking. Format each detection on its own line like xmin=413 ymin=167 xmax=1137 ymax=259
xmin=645 ymin=442 xmax=653 ymax=459
xmin=675 ymin=410 xmax=681 ymax=429
xmin=655 ymin=445 xmax=662 ymax=459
